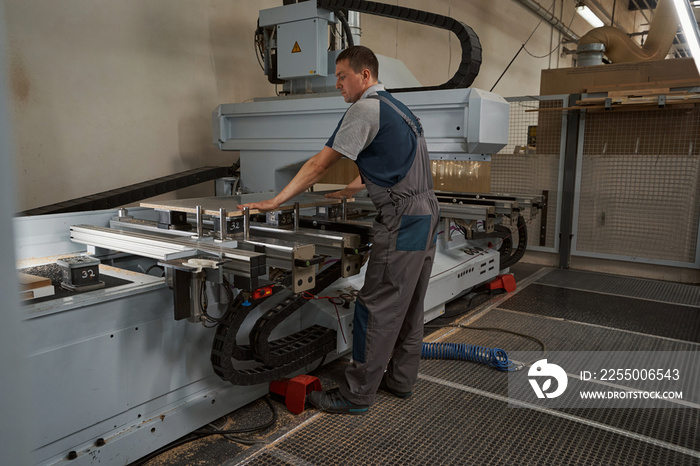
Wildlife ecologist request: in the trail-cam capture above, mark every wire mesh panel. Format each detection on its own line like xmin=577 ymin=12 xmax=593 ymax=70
xmin=492 ymin=97 xmax=565 ymax=250
xmin=575 ymin=106 xmax=700 ymax=264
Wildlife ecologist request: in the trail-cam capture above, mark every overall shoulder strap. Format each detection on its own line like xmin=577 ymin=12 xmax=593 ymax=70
xmin=368 ymin=94 xmax=422 ymax=137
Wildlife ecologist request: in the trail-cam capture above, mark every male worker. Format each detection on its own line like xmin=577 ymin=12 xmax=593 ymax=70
xmin=238 ymin=46 xmax=439 ymax=414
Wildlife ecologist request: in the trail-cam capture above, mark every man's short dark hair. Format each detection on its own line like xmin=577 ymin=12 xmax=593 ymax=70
xmin=336 ymin=46 xmax=379 ymax=80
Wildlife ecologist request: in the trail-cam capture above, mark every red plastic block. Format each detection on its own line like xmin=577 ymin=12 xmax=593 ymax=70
xmin=487 ymin=273 xmax=517 ymax=293
xmin=269 ymin=374 xmax=322 ymax=414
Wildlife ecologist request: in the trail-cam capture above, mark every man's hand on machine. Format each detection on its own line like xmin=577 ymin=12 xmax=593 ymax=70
xmin=324 ymin=175 xmax=364 ymax=200
xmin=324 ymin=189 xmax=353 ymax=199
xmin=236 ymin=198 xmax=280 ymax=212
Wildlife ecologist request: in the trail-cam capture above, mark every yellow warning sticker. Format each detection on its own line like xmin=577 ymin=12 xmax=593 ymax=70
xmin=292 ymin=42 xmax=302 ymax=53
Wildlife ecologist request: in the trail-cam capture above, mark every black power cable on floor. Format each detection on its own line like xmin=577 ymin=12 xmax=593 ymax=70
xmin=444 ymin=324 xmax=546 ymax=354
xmin=193 ymin=397 xmax=277 ymax=445
xmin=129 ymin=396 xmax=278 ymax=466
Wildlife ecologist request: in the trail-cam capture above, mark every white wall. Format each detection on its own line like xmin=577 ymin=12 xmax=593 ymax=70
xmin=6 ymin=1 xmax=280 ymax=211
xmin=4 ymin=0 xmax=624 ymax=212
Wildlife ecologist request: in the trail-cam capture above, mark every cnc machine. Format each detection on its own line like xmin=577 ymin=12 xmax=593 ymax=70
xmin=14 ymin=2 xmax=541 ymax=464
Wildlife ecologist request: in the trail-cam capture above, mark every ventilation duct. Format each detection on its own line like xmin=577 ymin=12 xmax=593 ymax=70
xmin=577 ymin=0 xmax=680 ymax=65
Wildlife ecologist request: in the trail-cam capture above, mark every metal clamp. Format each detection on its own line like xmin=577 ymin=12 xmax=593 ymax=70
xmin=343 ymin=244 xmax=370 ymax=255
xmin=293 ymin=256 xmax=325 ymax=267
xmin=658 ymin=95 xmax=666 ymax=108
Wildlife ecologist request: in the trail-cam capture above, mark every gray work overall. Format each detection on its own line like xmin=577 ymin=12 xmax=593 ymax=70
xmin=340 ymin=95 xmax=440 ymax=406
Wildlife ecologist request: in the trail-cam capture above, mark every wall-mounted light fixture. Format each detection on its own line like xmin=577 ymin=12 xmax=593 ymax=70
xmin=576 ymin=2 xmax=605 ymax=28
xmin=672 ymin=0 xmax=700 ymax=74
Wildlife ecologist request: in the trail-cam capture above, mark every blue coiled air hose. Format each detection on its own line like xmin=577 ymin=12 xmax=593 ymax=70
xmin=421 ymin=342 xmax=517 ymax=371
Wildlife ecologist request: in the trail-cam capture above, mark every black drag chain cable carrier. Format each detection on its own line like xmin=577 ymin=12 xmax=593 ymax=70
xmin=211 ymin=263 xmax=341 ymax=386
xmin=317 ymin=0 xmax=482 ymax=92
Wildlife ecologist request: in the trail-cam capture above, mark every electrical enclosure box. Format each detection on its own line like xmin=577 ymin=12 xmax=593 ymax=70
xmin=259 ymin=1 xmax=333 ymax=80
xmin=277 ymin=18 xmax=328 ymax=79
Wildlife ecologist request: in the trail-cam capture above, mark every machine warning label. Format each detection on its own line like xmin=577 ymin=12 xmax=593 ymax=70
xmin=292 ymin=41 xmax=302 ymax=53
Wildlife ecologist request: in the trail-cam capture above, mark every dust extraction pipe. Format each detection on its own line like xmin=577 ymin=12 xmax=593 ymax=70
xmin=578 ymin=0 xmax=679 ymax=63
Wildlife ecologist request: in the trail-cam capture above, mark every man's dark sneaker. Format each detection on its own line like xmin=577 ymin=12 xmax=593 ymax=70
xmin=379 ymin=379 xmax=413 ymax=398
xmin=307 ymin=388 xmax=369 ymax=415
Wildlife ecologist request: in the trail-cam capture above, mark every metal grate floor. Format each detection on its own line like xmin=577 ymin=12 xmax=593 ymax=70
xmin=238 ymin=377 xmax=699 ymax=466
xmin=536 ymin=268 xmax=700 ymax=307
xmin=498 ymin=284 xmax=700 ymax=342
xmin=420 ymin=310 xmax=699 ymax=452
xmin=142 ymin=266 xmax=700 ymax=466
